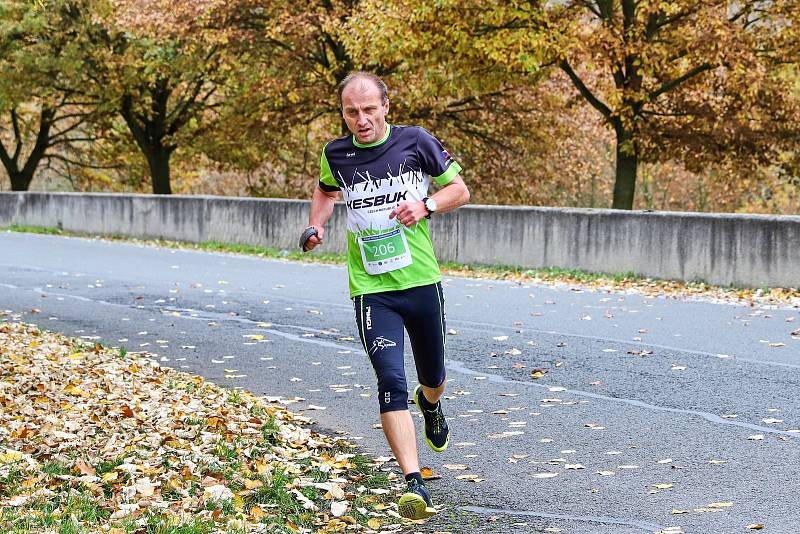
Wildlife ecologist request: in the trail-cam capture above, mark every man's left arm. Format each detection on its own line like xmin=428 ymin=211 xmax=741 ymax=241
xmin=390 ymin=176 xmax=469 ymax=227
xmin=429 ymin=175 xmax=470 ymax=214
xmin=390 ymin=128 xmax=470 ymax=227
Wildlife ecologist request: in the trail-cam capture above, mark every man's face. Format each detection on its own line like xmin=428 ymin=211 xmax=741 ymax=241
xmin=341 ymin=79 xmax=389 ymax=145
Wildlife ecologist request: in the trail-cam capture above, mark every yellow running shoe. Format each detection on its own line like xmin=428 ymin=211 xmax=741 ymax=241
xmin=398 ymin=478 xmax=437 ymax=519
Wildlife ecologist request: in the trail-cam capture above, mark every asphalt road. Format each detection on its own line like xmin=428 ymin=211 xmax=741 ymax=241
xmin=1 ymin=232 xmax=799 ymax=534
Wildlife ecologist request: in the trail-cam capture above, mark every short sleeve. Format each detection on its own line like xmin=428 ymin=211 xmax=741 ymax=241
xmin=319 ymin=145 xmax=340 ymax=192
xmin=416 ymin=128 xmax=462 ymax=186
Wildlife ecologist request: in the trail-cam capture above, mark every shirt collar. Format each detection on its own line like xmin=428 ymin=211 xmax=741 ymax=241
xmin=352 ymin=124 xmax=391 ymax=148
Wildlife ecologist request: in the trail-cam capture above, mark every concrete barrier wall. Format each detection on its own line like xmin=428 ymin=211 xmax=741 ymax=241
xmin=1 ymin=192 xmax=798 ymax=288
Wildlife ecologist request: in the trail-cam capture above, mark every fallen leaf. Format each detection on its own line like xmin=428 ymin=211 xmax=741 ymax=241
xmin=6 ymin=495 xmax=29 ymax=506
xmin=707 ymin=501 xmax=734 ymax=508
xmin=530 ymin=369 xmax=547 ymax=379
xmin=75 ymin=458 xmax=96 ymax=476
xmin=135 ymin=478 xmax=157 ymax=497
xmin=243 ymin=478 xmax=263 ymax=490
xmin=421 ymin=466 xmax=441 ymax=480
xmin=488 ymin=431 xmax=524 ymax=439
xmin=290 ymin=489 xmax=317 ymax=510
xmin=442 ymin=464 xmax=469 ymax=470
xmin=331 ymin=500 xmax=348 ymax=517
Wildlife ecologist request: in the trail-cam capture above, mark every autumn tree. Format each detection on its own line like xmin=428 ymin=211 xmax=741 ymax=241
xmin=193 ymin=0 xmax=399 ymax=196
xmin=0 ymin=0 xmax=107 ymax=191
xmin=200 ymin=0 xmax=548 ymax=199
xmin=352 ymin=0 xmax=800 ymax=210
xmin=345 ymin=1 xmax=564 ymax=201
xmin=547 ymin=1 xmax=798 ymax=209
xmin=84 ymin=0 xmax=261 ymax=195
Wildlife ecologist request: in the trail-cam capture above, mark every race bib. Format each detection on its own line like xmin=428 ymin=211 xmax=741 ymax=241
xmin=358 ymin=227 xmax=412 ymax=275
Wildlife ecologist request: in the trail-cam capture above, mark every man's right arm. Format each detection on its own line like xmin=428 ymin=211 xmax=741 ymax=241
xmin=305 ymin=185 xmax=339 ymax=250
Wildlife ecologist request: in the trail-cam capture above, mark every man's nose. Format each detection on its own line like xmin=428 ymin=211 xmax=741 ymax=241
xmin=356 ymin=111 xmax=369 ymax=125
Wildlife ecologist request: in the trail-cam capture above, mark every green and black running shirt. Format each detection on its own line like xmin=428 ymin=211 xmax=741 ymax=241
xmin=319 ymin=124 xmax=462 ymax=297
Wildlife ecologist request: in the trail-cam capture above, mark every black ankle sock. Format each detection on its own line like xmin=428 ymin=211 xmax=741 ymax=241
xmin=405 ymin=472 xmax=424 ymax=486
xmin=419 ymin=390 xmax=439 ymax=410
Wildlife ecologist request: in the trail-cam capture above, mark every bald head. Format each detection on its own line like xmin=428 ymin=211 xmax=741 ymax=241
xmin=338 ymin=72 xmax=390 ymax=145
xmin=337 ymin=72 xmax=388 ymax=111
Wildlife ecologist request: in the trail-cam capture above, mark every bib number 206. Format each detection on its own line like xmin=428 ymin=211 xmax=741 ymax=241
xmin=358 ymin=227 xmax=412 ymax=275
xmin=374 ymin=242 xmax=395 ymax=256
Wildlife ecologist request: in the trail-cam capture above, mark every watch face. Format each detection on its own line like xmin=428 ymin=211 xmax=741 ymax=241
xmin=426 ymin=198 xmax=437 ymax=212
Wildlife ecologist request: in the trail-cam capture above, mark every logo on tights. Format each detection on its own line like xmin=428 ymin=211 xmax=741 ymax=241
xmin=365 ymin=306 xmax=372 ymax=330
xmin=369 ymin=336 xmax=396 ymax=355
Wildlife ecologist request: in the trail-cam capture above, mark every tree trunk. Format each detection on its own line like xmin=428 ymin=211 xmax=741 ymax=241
xmin=9 ymin=170 xmax=35 ymax=191
xmin=120 ymin=91 xmax=175 ymax=195
xmin=612 ymin=128 xmax=638 ymax=210
xmin=145 ymin=146 xmax=172 ymax=195
xmin=0 ymin=107 xmax=54 ymax=192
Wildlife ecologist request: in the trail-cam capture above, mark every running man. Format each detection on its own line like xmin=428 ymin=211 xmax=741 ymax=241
xmin=301 ymin=72 xmax=470 ymax=520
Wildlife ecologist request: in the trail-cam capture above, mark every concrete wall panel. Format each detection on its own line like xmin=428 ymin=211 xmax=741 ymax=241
xmin=1 ymin=192 xmax=798 ymax=287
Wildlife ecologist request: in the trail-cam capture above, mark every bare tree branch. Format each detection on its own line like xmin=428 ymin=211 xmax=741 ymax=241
xmin=560 ymin=60 xmax=615 ymax=123
xmin=648 ymin=63 xmax=713 ymax=101
xmin=11 ymin=109 xmax=22 ymax=162
xmin=45 ymin=153 xmax=122 ymax=170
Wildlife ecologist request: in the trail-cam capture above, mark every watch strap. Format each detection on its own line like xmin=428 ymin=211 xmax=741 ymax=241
xmin=422 ymin=197 xmax=433 ymax=219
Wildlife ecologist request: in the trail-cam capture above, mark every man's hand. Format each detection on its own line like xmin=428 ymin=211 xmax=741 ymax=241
xmin=303 ymin=225 xmax=325 ymax=251
xmin=389 ymin=201 xmax=427 ymax=227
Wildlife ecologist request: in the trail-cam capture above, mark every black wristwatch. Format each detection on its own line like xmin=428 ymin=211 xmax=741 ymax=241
xmin=422 ymin=197 xmax=437 ymax=219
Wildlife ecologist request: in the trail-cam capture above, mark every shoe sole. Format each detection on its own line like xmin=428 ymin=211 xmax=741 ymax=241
xmin=398 ymin=492 xmax=437 ymax=519
xmin=413 ymin=385 xmax=449 ymax=452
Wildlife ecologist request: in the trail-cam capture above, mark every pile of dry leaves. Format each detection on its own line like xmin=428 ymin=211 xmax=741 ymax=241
xmin=0 ymin=321 xmax=405 ymax=533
